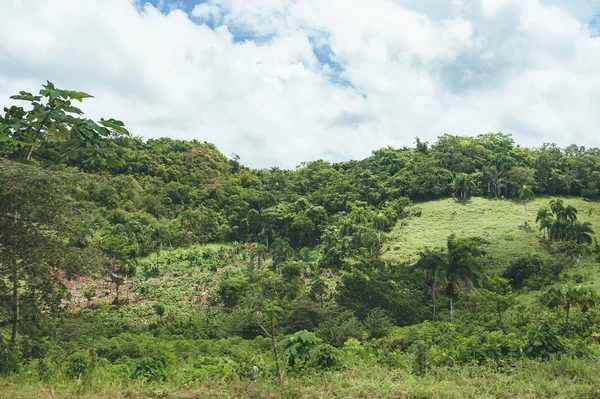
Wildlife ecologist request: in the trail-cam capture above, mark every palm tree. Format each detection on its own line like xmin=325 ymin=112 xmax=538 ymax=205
xmin=415 ymin=248 xmax=447 ymax=316
xmin=145 ymin=224 xmax=171 ymax=273
xmin=373 ymin=212 xmax=389 ymax=246
xmin=443 ymin=234 xmax=488 ymax=323
xmin=549 ymin=199 xmax=565 ymax=217
xmin=563 ymin=205 xmax=578 ymax=222
xmin=518 ymin=185 xmax=535 ymax=226
xmin=567 ymin=221 xmax=594 ymax=264
xmin=550 ymin=218 xmax=570 ymax=241
xmin=536 ymin=208 xmax=553 ymax=239
xmin=453 ymin=173 xmax=474 ymax=200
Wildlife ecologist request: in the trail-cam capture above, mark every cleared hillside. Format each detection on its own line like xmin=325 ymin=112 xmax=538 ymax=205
xmin=382 ymin=196 xmax=600 ymax=268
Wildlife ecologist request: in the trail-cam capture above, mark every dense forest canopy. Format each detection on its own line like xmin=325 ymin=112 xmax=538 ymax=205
xmin=3 ymin=83 xmax=600 ymax=397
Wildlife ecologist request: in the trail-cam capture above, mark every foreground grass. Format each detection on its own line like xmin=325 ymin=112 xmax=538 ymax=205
xmin=2 ymin=360 xmax=599 ymax=399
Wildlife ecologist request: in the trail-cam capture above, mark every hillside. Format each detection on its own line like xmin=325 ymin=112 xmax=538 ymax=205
xmin=383 ymin=196 xmax=600 ymax=266
xmin=5 ymin=85 xmax=600 ymax=398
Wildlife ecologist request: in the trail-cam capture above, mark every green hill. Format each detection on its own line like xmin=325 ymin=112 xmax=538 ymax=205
xmin=383 ymin=196 xmax=600 ymax=267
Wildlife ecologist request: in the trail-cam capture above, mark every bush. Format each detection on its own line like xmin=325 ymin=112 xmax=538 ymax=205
xmin=503 ymin=254 xmax=544 ymax=289
xmin=363 ymin=308 xmax=393 ymax=339
xmin=66 ymin=351 xmax=92 ymax=379
xmin=132 ymin=353 xmax=168 ymax=382
xmin=523 ymin=321 xmax=565 ymax=359
xmin=316 ymin=309 xmax=366 ymax=347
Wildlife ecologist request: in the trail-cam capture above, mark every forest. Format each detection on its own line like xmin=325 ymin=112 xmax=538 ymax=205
xmin=3 ymin=83 xmax=600 ymax=397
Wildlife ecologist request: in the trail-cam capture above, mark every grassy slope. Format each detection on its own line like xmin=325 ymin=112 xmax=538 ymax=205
xmin=382 ymin=196 xmax=600 ymax=267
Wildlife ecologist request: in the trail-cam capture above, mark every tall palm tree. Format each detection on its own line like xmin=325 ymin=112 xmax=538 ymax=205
xmin=550 ymin=218 xmax=570 ymax=241
xmin=518 ymin=185 xmax=535 ymax=226
xmin=567 ymin=221 xmax=594 ymax=264
xmin=536 ymin=208 xmax=553 ymax=239
xmin=453 ymin=173 xmax=474 ymax=200
xmin=415 ymin=248 xmax=447 ymax=316
xmin=443 ymin=234 xmax=488 ymax=323
xmin=550 ymin=199 xmax=565 ymax=217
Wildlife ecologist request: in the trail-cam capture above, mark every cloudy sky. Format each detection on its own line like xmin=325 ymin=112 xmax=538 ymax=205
xmin=2 ymin=0 xmax=600 ymax=168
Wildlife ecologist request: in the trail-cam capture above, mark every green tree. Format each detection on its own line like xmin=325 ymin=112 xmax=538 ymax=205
xmin=536 ymin=208 xmax=553 ymax=240
xmin=518 ymin=185 xmax=535 ymax=226
xmin=567 ymin=221 xmax=594 ymax=265
xmin=0 ymin=81 xmax=128 ymax=162
xmin=415 ymin=248 xmax=447 ymax=316
xmin=443 ymin=234 xmax=488 ymax=323
xmin=0 ymin=162 xmax=99 ymax=352
xmin=542 ymin=284 xmax=599 ymax=336
xmin=145 ymin=224 xmax=171 ymax=274
xmin=452 ymin=173 xmax=475 ymax=200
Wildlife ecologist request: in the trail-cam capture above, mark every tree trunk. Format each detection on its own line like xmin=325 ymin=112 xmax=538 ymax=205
xmin=578 ymin=250 xmax=582 ymax=265
xmin=564 ymin=306 xmax=570 ymax=337
xmin=432 ymin=279 xmax=436 ymax=317
xmin=271 ymin=319 xmax=283 ymax=382
xmin=26 ymin=110 xmax=51 ymax=160
xmin=115 ymin=284 xmax=120 ymax=304
xmin=523 ymin=203 xmax=527 ymax=226
xmin=10 ymin=267 xmax=19 ymax=351
xmin=449 ymin=296 xmax=454 ymax=324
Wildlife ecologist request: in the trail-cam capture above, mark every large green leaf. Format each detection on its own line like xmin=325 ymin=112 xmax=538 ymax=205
xmin=10 ymin=91 xmax=41 ymax=102
xmin=100 ymin=118 xmax=129 ymax=135
xmin=66 ymin=91 xmax=94 ymax=102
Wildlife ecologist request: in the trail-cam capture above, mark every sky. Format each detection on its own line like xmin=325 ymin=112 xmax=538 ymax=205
xmin=2 ymin=0 xmax=600 ymax=168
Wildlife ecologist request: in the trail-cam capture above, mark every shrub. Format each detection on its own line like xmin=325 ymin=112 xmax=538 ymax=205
xmin=66 ymin=351 xmax=92 ymax=379
xmin=316 ymin=309 xmax=366 ymax=347
xmin=523 ymin=321 xmax=565 ymax=359
xmin=363 ymin=308 xmax=393 ymax=339
xmin=132 ymin=353 xmax=168 ymax=382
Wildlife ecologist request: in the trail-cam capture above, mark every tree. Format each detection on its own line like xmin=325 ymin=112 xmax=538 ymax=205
xmin=443 ymin=234 xmax=488 ymax=323
xmin=373 ymin=212 xmax=389 ymax=246
xmin=549 ymin=199 xmax=565 ymax=218
xmin=0 ymin=81 xmax=128 ymax=162
xmin=415 ymin=248 xmax=447 ymax=316
xmin=536 ymin=208 xmax=553 ymax=240
xmin=563 ymin=205 xmax=578 ymax=222
xmin=247 ymin=270 xmax=287 ymax=382
xmin=542 ymin=284 xmax=599 ymax=336
xmin=0 ymin=162 xmax=100 ymax=352
xmin=271 ymin=238 xmax=293 ymax=275
xmin=518 ymin=185 xmax=535 ymax=226
xmin=452 ymin=173 xmax=475 ymax=200
xmin=0 ymin=83 xmax=126 ymax=354
xmin=567 ymin=221 xmax=594 ymax=265
xmin=145 ymin=224 xmax=171 ymax=274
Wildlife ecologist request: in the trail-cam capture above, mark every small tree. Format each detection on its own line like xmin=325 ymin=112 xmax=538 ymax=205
xmin=518 ymin=185 xmax=535 ymax=226
xmin=536 ymin=208 xmax=552 ymax=240
xmin=246 ymin=270 xmax=287 ymax=381
xmin=567 ymin=221 xmax=594 ymax=265
xmin=542 ymin=284 xmax=599 ymax=336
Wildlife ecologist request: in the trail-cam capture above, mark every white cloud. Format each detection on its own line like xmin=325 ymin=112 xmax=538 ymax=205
xmin=1 ymin=0 xmax=600 ymax=168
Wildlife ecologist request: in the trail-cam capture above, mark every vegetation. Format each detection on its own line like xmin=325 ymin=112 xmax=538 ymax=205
xmin=3 ymin=83 xmax=600 ymax=397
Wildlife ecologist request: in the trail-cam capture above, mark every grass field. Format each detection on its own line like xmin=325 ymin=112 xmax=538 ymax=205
xmin=2 ymin=360 xmax=599 ymax=399
xmin=382 ymin=196 xmax=600 ymax=268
